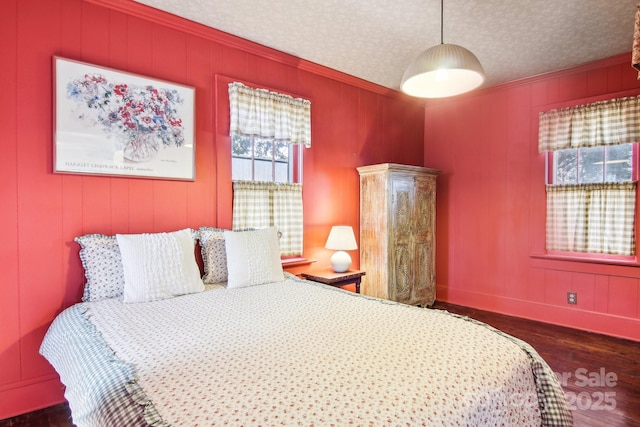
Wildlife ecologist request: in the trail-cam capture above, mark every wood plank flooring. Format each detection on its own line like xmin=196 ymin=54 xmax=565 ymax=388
xmin=0 ymin=403 xmax=71 ymax=427
xmin=1 ymin=301 xmax=638 ymax=426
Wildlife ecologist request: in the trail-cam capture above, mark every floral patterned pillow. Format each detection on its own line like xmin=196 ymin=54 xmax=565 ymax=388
xmin=197 ymin=227 xmax=228 ymax=284
xmin=75 ymin=234 xmax=125 ymax=302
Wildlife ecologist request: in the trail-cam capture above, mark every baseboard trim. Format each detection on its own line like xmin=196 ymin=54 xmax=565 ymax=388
xmin=0 ymin=377 xmax=65 ymax=420
xmin=436 ymin=285 xmax=640 ymax=341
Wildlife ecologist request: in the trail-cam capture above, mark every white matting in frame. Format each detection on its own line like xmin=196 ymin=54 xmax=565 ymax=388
xmin=54 ymin=56 xmax=195 ymax=180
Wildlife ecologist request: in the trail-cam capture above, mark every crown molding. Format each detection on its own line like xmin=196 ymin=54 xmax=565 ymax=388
xmin=82 ymin=0 xmax=404 ymax=98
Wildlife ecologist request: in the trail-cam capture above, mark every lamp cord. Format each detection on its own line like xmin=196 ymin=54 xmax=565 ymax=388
xmin=440 ymin=0 xmax=444 ymax=45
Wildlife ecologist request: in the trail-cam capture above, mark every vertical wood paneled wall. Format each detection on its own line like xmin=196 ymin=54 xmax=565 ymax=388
xmin=425 ymin=53 xmax=640 ymax=342
xmin=0 ymin=0 xmax=425 ymax=418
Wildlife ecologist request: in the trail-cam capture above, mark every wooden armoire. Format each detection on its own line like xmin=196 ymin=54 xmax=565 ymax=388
xmin=357 ymin=163 xmax=439 ymax=306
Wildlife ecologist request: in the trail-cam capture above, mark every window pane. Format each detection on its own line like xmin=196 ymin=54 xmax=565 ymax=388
xmin=605 ymin=143 xmax=632 ymax=182
xmin=254 ymin=158 xmax=273 ymax=181
xmin=274 ymin=162 xmax=288 ymax=183
xmin=578 ymin=146 xmax=604 ymax=184
xmin=254 ymin=138 xmax=273 ymax=160
xmin=274 ymin=141 xmax=289 ymax=162
xmin=554 ymin=149 xmax=577 ymax=184
xmin=232 ymin=134 xmax=252 ymax=158
xmin=232 ymin=157 xmax=252 ymax=181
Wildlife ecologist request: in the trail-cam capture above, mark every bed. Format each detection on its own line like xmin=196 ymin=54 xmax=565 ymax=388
xmin=40 ymin=227 xmax=572 ymax=426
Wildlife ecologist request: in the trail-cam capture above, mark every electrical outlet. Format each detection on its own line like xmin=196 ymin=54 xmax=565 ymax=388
xmin=567 ymin=291 xmax=577 ymax=305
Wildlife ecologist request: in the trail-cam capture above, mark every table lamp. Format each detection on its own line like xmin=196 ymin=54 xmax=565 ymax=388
xmin=325 ymin=225 xmax=358 ymax=273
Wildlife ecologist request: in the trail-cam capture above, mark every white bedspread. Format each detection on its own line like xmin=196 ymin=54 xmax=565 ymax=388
xmin=83 ymin=277 xmax=544 ymax=426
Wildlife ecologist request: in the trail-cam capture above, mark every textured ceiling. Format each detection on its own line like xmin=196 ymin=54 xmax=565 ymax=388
xmin=133 ymin=0 xmax=637 ymax=91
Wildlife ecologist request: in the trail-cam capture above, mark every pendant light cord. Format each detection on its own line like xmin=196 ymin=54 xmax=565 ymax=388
xmin=440 ymin=0 xmax=444 ymax=45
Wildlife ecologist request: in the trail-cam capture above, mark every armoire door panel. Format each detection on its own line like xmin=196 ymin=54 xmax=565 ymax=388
xmin=359 ymin=173 xmax=389 ymax=299
xmin=414 ymin=180 xmax=434 ymax=236
xmin=391 ymin=180 xmax=413 ymax=241
xmin=391 ymin=243 xmax=411 ymax=303
xmin=412 ymin=241 xmax=434 ymax=304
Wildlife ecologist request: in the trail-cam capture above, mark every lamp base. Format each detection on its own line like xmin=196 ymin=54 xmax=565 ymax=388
xmin=330 ymin=251 xmax=352 ymax=273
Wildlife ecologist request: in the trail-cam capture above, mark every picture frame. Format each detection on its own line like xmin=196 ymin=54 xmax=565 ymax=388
xmin=53 ymin=56 xmax=196 ymax=181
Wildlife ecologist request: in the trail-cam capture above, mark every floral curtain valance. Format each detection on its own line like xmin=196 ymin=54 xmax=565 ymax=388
xmin=538 ymin=96 xmax=640 ymax=152
xmin=228 ymin=82 xmax=311 ymax=148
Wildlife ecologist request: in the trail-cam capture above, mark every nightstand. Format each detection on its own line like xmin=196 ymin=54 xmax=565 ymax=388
xmin=300 ymin=269 xmax=366 ymax=293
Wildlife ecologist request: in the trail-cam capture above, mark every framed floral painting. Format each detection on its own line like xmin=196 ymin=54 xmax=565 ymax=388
xmin=54 ymin=57 xmax=195 ymax=180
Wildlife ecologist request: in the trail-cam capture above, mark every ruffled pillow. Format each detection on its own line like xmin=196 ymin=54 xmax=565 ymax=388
xmin=75 ymin=234 xmax=125 ymax=302
xmin=117 ymin=229 xmax=204 ymax=303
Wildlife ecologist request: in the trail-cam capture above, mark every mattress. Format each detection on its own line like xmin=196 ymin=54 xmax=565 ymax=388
xmin=40 ymin=276 xmax=572 ymax=426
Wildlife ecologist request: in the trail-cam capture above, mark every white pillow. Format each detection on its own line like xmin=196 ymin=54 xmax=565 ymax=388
xmin=116 ymin=229 xmax=204 ymax=303
xmin=224 ymin=227 xmax=284 ymax=289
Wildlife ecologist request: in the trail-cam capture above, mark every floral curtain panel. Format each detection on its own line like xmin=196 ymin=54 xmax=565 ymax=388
xmin=546 ymin=182 xmax=637 ymax=256
xmin=538 ymin=96 xmax=640 ymax=152
xmin=228 ymin=82 xmax=311 ymax=147
xmin=232 ymin=181 xmax=303 ymax=256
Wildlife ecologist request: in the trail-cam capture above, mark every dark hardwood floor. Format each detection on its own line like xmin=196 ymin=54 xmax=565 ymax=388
xmin=1 ymin=301 xmax=638 ymax=426
xmin=431 ymin=302 xmax=640 ymax=427
xmin=0 ymin=403 xmax=71 ymax=427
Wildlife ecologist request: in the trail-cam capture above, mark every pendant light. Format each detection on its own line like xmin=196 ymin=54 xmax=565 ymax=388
xmin=401 ymin=0 xmax=484 ymax=98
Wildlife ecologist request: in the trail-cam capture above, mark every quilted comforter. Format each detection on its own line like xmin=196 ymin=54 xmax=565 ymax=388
xmin=40 ymin=276 xmax=572 ymax=426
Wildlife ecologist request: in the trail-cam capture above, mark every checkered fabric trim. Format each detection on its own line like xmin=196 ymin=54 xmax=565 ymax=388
xmin=228 ymin=82 xmax=311 ymax=147
xmin=40 ymin=305 xmax=168 ymax=427
xmin=528 ymin=357 xmax=575 ymax=427
xmin=539 ymin=95 xmax=640 ymax=152
xmin=546 ymin=182 xmax=636 ymax=255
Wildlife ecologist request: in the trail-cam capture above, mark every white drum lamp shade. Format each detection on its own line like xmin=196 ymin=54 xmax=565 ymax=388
xmin=325 ymin=226 xmax=358 ymax=273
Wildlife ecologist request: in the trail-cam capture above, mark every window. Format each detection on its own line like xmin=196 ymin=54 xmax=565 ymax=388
xmin=549 ymin=144 xmax=633 ymax=185
xmin=228 ymin=82 xmax=311 ymax=257
xmin=539 ymin=96 xmax=639 ymax=257
xmin=231 ymin=134 xmax=302 ymax=183
xmin=545 ymin=144 xmax=637 ymax=256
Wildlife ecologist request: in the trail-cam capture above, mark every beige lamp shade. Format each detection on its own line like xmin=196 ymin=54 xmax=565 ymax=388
xmin=325 ymin=226 xmax=358 ymax=272
xmin=401 ymin=43 xmax=485 ymax=98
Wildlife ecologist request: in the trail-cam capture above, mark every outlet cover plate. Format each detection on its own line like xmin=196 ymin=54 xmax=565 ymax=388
xmin=567 ymin=291 xmax=577 ymax=304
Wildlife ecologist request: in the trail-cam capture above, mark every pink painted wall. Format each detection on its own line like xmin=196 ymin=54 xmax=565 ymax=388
xmin=5 ymin=0 xmax=638 ymax=420
xmin=426 ymin=53 xmax=640 ymax=342
xmin=0 ymin=0 xmax=424 ymax=418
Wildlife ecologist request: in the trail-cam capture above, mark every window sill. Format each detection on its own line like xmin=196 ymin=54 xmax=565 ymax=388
xmin=281 ymin=257 xmax=316 ymax=268
xmin=530 ymin=252 xmax=640 ymax=267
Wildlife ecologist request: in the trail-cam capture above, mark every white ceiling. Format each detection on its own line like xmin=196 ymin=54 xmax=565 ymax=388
xmin=133 ymin=0 xmax=638 ymax=92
